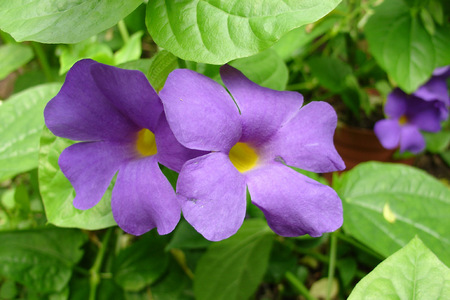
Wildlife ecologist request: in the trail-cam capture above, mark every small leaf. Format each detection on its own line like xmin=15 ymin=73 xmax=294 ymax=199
xmin=0 ymin=228 xmax=86 ymax=293
xmin=0 ymin=44 xmax=34 ymax=80
xmin=348 ymin=236 xmax=450 ymax=300
xmin=113 ymin=232 xmax=169 ymax=292
xmin=114 ymin=31 xmax=144 ymax=65
xmin=146 ymin=0 xmax=341 ymax=64
xmin=335 ymin=162 xmax=450 ymax=266
xmin=0 ymin=83 xmax=61 ymax=181
xmin=166 ymin=219 xmax=211 ymax=250
xmin=194 ymin=219 xmax=274 ymax=300
xmin=147 ymin=50 xmax=178 ymax=92
xmin=229 ymin=49 xmax=288 ymax=90
xmin=0 ymin=0 xmax=142 ymax=43
xmin=38 ymin=127 xmax=116 ymax=230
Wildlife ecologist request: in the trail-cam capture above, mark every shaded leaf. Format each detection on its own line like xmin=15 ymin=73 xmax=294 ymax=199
xmin=194 ymin=219 xmax=274 ymax=300
xmin=0 ymin=83 xmax=61 ymax=181
xmin=0 ymin=44 xmax=34 ymax=80
xmin=0 ymin=0 xmax=142 ymax=43
xmin=0 ymin=228 xmax=86 ymax=293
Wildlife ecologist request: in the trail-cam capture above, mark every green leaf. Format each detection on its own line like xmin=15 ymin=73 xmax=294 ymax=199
xmin=229 ymin=49 xmax=288 ymax=90
xmin=113 ymin=232 xmax=169 ymax=292
xmin=58 ymin=40 xmax=114 ymax=75
xmin=0 ymin=83 xmax=61 ymax=181
xmin=335 ymin=162 xmax=450 ymax=266
xmin=151 ymin=258 xmax=192 ymax=300
xmin=194 ymin=219 xmax=274 ymax=300
xmin=38 ymin=127 xmax=116 ymax=230
xmin=432 ymin=22 xmax=450 ymax=67
xmin=364 ymin=0 xmax=445 ymax=93
xmin=0 ymin=228 xmax=86 ymax=293
xmin=424 ymin=129 xmax=450 ymax=153
xmin=146 ymin=0 xmax=341 ymax=64
xmin=147 ymin=50 xmax=178 ymax=92
xmin=166 ymin=219 xmax=211 ymax=250
xmin=348 ymin=236 xmax=450 ymax=300
xmin=0 ymin=44 xmax=34 ymax=80
xmin=0 ymin=0 xmax=142 ymax=43
xmin=114 ymin=31 xmax=144 ymax=65
xmin=117 ymin=59 xmax=153 ymax=76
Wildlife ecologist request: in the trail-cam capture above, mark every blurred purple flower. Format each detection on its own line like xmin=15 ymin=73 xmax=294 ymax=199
xmin=375 ymin=67 xmax=449 ymax=154
xmin=44 ymin=59 xmax=200 ymax=235
xmin=159 ymin=65 xmax=345 ymax=241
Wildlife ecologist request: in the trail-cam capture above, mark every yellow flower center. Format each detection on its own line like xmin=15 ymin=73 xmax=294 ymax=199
xmin=229 ymin=142 xmax=258 ymax=173
xmin=398 ymin=115 xmax=408 ymax=125
xmin=136 ymin=129 xmax=157 ymax=156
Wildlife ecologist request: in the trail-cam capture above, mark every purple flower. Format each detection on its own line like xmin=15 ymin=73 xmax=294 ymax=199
xmin=44 ymin=59 xmax=201 ymax=235
xmin=413 ymin=66 xmax=450 ymax=120
xmin=159 ymin=65 xmax=345 ymax=241
xmin=374 ymin=89 xmax=444 ymax=154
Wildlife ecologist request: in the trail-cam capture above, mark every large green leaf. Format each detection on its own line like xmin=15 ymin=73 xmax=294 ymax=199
xmin=0 ymin=83 xmax=61 ymax=181
xmin=335 ymin=162 xmax=450 ymax=266
xmin=0 ymin=44 xmax=34 ymax=80
xmin=0 ymin=0 xmax=142 ymax=43
xmin=0 ymin=228 xmax=86 ymax=293
xmin=230 ymin=48 xmax=288 ymax=90
xmin=194 ymin=219 xmax=274 ymax=300
xmin=113 ymin=232 xmax=169 ymax=292
xmin=348 ymin=236 xmax=450 ymax=300
xmin=364 ymin=0 xmax=450 ymax=93
xmin=146 ymin=0 xmax=341 ymax=64
xmin=38 ymin=127 xmax=116 ymax=229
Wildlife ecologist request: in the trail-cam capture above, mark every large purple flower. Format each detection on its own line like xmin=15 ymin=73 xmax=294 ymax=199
xmin=159 ymin=65 xmax=345 ymax=241
xmin=44 ymin=59 xmax=200 ymax=235
xmin=374 ymin=89 xmax=444 ymax=154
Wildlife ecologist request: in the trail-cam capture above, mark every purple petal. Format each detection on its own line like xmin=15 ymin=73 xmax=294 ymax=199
xmin=413 ymin=77 xmax=450 ymax=105
xmin=59 ymin=141 xmax=136 ymax=210
xmin=374 ymin=119 xmax=401 ymax=149
xmin=220 ymin=65 xmax=303 ymax=146
xmin=90 ymin=63 xmax=164 ymax=132
xmin=159 ymin=69 xmax=241 ymax=152
xmin=261 ymin=101 xmax=345 ymax=173
xmin=246 ymin=163 xmax=343 ymax=237
xmin=177 ymin=152 xmax=247 ymax=241
xmin=433 ymin=66 xmax=450 ymax=77
xmin=385 ymin=89 xmax=408 ymax=119
xmin=44 ymin=59 xmax=138 ymax=142
xmin=112 ymin=156 xmax=181 ymax=235
xmin=408 ymin=102 xmax=442 ymax=132
xmin=154 ymin=116 xmax=207 ymax=172
xmin=399 ymin=125 xmax=425 ymax=154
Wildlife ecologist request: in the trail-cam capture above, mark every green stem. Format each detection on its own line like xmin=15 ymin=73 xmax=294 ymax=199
xmin=31 ymin=42 xmax=53 ymax=82
xmin=325 ymin=232 xmax=338 ymax=300
xmin=89 ymin=229 xmax=113 ymax=300
xmin=335 ymin=232 xmax=384 ymax=261
xmin=118 ymin=20 xmax=130 ymax=43
xmin=285 ymin=271 xmax=317 ymax=300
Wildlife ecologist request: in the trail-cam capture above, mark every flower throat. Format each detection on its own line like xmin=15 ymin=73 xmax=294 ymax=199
xmin=229 ymin=142 xmax=258 ymax=173
xmin=136 ymin=129 xmax=157 ymax=156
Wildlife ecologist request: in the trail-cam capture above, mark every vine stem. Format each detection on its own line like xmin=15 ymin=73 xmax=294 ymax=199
xmin=31 ymin=42 xmax=53 ymax=82
xmin=89 ymin=228 xmax=113 ymax=300
xmin=118 ymin=20 xmax=130 ymax=43
xmin=326 ymin=232 xmax=338 ymax=300
xmin=285 ymin=271 xmax=317 ymax=300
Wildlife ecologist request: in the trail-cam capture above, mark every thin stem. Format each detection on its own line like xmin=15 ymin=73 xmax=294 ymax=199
xmin=325 ymin=232 xmax=338 ymax=300
xmin=89 ymin=229 xmax=113 ymax=300
xmin=117 ymin=20 xmax=130 ymax=43
xmin=285 ymin=271 xmax=317 ymax=300
xmin=31 ymin=42 xmax=53 ymax=82
xmin=335 ymin=231 xmax=384 ymax=261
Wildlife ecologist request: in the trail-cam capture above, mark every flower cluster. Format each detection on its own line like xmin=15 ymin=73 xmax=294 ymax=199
xmin=375 ymin=67 xmax=450 ymax=154
xmin=45 ymin=59 xmax=345 ymax=241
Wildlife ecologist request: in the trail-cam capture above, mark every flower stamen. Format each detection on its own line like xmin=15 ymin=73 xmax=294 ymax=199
xmin=136 ymin=128 xmax=157 ymax=156
xmin=229 ymin=142 xmax=258 ymax=173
